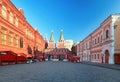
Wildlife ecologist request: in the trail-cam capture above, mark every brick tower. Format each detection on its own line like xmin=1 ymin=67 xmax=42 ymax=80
xmin=58 ymin=30 xmax=65 ymax=48
xmin=47 ymin=31 xmax=56 ymax=49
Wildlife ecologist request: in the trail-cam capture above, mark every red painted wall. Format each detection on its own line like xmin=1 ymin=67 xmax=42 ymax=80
xmin=0 ymin=0 xmax=45 ymax=57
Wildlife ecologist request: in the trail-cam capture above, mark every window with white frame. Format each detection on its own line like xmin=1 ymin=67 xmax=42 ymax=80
xmin=98 ymin=54 xmax=100 ymax=59
xmin=26 ymin=28 xmax=28 ymax=35
xmin=95 ymin=38 xmax=96 ymax=44
xmin=9 ymin=12 xmax=13 ymax=23
xmin=15 ymin=35 xmax=18 ymax=47
xmin=1 ymin=29 xmax=6 ymax=45
xmin=15 ymin=17 xmax=18 ymax=27
xmin=2 ymin=5 xmax=7 ymax=18
xmin=93 ymin=39 xmax=94 ymax=45
xmin=95 ymin=54 xmax=96 ymax=59
xmin=98 ymin=36 xmax=99 ymax=43
xmin=101 ymin=35 xmax=102 ymax=42
xmin=9 ymin=33 xmax=13 ymax=46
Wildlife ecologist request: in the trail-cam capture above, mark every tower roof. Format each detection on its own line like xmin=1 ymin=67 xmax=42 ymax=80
xmin=59 ymin=30 xmax=64 ymax=42
xmin=50 ymin=31 xmax=54 ymax=42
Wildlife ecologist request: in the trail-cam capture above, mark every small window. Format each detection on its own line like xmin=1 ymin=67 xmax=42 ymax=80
xmin=95 ymin=39 xmax=96 ymax=44
xmin=9 ymin=33 xmax=13 ymax=46
xmin=98 ymin=37 xmax=99 ymax=43
xmin=101 ymin=35 xmax=102 ymax=42
xmin=106 ymin=30 xmax=109 ymax=39
xmin=98 ymin=54 xmax=100 ymax=59
xmin=95 ymin=54 xmax=96 ymax=59
xmin=1 ymin=29 xmax=6 ymax=45
xmin=20 ymin=37 xmax=23 ymax=48
xmin=15 ymin=35 xmax=18 ymax=47
xmin=15 ymin=17 xmax=18 ymax=27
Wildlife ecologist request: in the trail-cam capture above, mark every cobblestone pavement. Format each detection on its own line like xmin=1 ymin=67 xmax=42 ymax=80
xmin=81 ymin=61 xmax=120 ymax=71
xmin=0 ymin=61 xmax=120 ymax=82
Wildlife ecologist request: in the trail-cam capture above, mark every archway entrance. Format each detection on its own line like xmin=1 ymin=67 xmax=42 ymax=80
xmin=105 ymin=50 xmax=110 ymax=64
xmin=59 ymin=55 xmax=63 ymax=61
xmin=48 ymin=55 xmax=53 ymax=61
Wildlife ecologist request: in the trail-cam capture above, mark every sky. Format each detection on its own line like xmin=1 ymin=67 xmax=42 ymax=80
xmin=11 ymin=0 xmax=120 ymax=43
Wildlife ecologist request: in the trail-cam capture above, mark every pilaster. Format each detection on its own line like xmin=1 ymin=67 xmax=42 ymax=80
xmin=109 ymin=19 xmax=115 ymax=64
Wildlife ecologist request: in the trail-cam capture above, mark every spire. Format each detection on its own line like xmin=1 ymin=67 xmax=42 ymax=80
xmin=59 ymin=30 xmax=64 ymax=42
xmin=50 ymin=30 xmax=54 ymax=42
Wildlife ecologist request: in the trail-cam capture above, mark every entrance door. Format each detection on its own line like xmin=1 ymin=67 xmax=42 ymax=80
xmin=59 ymin=55 xmax=63 ymax=61
xmin=48 ymin=55 xmax=52 ymax=61
xmin=105 ymin=50 xmax=110 ymax=64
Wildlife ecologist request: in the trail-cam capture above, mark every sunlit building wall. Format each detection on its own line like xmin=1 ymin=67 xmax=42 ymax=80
xmin=0 ymin=0 xmax=45 ymax=57
xmin=64 ymin=40 xmax=73 ymax=51
xmin=77 ymin=14 xmax=120 ymax=64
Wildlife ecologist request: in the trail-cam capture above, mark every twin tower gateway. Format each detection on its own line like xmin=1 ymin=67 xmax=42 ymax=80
xmin=47 ymin=30 xmax=65 ymax=49
xmin=44 ymin=30 xmax=73 ymax=61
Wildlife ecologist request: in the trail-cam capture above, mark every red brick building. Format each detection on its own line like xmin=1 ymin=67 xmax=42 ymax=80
xmin=0 ymin=0 xmax=45 ymax=59
xmin=58 ymin=30 xmax=65 ymax=48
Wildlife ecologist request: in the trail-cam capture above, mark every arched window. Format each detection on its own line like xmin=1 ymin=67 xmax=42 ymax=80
xmin=106 ymin=30 xmax=109 ymax=39
xmin=9 ymin=12 xmax=13 ymax=23
xmin=2 ymin=5 xmax=7 ymax=18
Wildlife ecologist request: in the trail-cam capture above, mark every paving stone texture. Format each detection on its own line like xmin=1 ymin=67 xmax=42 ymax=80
xmin=0 ymin=61 xmax=120 ymax=82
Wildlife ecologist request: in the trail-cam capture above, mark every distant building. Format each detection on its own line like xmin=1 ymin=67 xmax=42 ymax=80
xmin=71 ymin=42 xmax=78 ymax=56
xmin=64 ymin=40 xmax=73 ymax=51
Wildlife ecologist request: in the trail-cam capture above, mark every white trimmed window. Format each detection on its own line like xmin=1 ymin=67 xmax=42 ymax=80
xmin=26 ymin=28 xmax=28 ymax=35
xmin=2 ymin=5 xmax=7 ymax=18
xmin=15 ymin=35 xmax=18 ymax=47
xmin=1 ymin=29 xmax=6 ymax=45
xmin=15 ymin=17 xmax=18 ymax=27
xmin=9 ymin=12 xmax=13 ymax=23
xmin=9 ymin=33 xmax=13 ymax=46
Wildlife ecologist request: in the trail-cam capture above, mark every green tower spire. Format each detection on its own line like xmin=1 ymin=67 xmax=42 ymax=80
xmin=59 ymin=30 xmax=64 ymax=42
xmin=50 ymin=30 xmax=54 ymax=42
